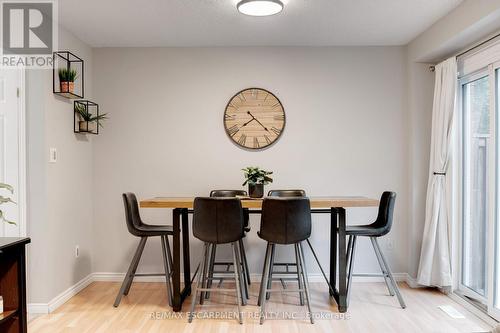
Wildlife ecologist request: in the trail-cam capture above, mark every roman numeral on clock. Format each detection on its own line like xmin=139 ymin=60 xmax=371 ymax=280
xmin=224 ymin=113 xmax=235 ymax=120
xmin=253 ymin=137 xmax=260 ymax=148
xmin=271 ymin=127 xmax=281 ymax=135
xmin=274 ymin=114 xmax=285 ymax=121
xmin=264 ymin=135 xmax=272 ymax=145
xmin=238 ymin=134 xmax=247 ymax=146
xmin=227 ymin=125 xmax=239 ymax=137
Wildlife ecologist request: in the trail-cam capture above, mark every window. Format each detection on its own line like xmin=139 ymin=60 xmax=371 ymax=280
xmin=461 ymin=75 xmax=490 ymax=300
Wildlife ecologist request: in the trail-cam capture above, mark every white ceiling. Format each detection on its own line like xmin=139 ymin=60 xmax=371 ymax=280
xmin=59 ymin=0 xmax=464 ymax=47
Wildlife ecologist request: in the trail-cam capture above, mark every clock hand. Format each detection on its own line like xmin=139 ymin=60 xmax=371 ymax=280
xmin=253 ymin=117 xmax=269 ymax=131
xmin=247 ymin=111 xmax=269 ymax=131
xmin=241 ymin=118 xmax=255 ymax=127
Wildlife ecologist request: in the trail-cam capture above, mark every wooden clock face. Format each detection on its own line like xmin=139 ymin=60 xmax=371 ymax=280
xmin=224 ymin=88 xmax=285 ymax=149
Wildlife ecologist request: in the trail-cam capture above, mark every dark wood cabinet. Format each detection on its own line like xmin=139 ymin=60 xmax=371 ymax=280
xmin=0 ymin=238 xmax=30 ymax=333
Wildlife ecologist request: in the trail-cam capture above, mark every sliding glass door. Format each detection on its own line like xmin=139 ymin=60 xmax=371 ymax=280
xmin=460 ymin=73 xmax=490 ymax=302
xmin=459 ymin=61 xmax=500 ymax=319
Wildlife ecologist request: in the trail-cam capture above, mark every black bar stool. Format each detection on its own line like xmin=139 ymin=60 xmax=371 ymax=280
xmin=258 ymin=197 xmax=314 ymax=324
xmin=188 ymin=197 xmax=245 ymax=324
xmin=260 ymin=190 xmax=332 ymax=304
xmin=204 ymin=190 xmax=250 ymax=301
xmin=114 ymin=193 xmax=173 ymax=308
xmin=345 ymin=191 xmax=406 ymax=308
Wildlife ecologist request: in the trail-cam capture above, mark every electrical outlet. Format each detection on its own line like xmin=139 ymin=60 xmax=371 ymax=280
xmin=75 ymin=245 xmax=79 ymax=258
xmin=386 ymin=239 xmax=394 ymax=251
xmin=49 ymin=148 xmax=57 ymax=163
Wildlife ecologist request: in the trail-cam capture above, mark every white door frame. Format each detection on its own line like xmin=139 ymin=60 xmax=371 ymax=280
xmin=18 ymin=68 xmax=27 ymax=237
xmin=1 ymin=67 xmax=27 ymax=237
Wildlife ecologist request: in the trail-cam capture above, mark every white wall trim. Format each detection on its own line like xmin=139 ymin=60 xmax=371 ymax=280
xmin=17 ymin=67 xmax=27 ymax=237
xmin=28 ymin=274 xmax=94 ymax=315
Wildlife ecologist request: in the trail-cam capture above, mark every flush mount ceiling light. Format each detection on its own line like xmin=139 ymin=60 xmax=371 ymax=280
xmin=237 ymin=0 xmax=284 ymax=17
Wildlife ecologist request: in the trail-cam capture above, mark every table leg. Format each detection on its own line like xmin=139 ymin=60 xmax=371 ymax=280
xmin=182 ymin=208 xmax=191 ymax=296
xmin=329 ymin=207 xmax=338 ymax=297
xmin=172 ymin=208 xmax=182 ymax=311
xmin=337 ymin=208 xmax=347 ymax=312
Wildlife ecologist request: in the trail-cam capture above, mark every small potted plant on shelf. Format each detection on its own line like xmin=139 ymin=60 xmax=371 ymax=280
xmin=0 ymin=183 xmax=16 ymax=225
xmin=242 ymin=167 xmax=273 ymax=198
xmin=75 ymin=103 xmax=108 ymax=133
xmin=58 ymin=68 xmax=78 ymax=93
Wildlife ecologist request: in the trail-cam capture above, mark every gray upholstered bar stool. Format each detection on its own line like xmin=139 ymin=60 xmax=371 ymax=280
xmin=114 ymin=193 xmax=174 ymax=308
xmin=258 ymin=197 xmax=314 ymax=324
xmin=204 ymin=190 xmax=250 ymax=301
xmin=345 ymin=191 xmax=406 ymax=308
xmin=188 ymin=197 xmax=245 ymax=324
xmin=259 ymin=190 xmax=331 ymax=305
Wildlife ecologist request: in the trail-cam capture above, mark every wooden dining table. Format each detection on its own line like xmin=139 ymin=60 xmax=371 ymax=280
xmin=140 ymin=196 xmax=379 ymax=313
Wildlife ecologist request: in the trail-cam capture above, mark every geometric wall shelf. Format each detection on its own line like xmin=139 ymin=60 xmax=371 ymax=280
xmin=53 ymin=51 xmax=84 ymax=99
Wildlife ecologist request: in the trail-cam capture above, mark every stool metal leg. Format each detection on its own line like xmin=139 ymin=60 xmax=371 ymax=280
xmin=265 ymin=244 xmax=276 ymax=301
xmin=199 ymin=243 xmax=211 ymax=304
xmin=294 ymin=243 xmax=305 ymax=306
xmin=298 ymin=242 xmax=314 ymax=324
xmin=114 ymin=237 xmax=147 ymax=307
xmin=123 ymin=237 xmax=148 ymax=296
xmin=205 ymin=244 xmax=217 ymax=299
xmin=239 ymin=239 xmax=251 ymax=285
xmin=370 ymin=237 xmax=395 ymax=296
xmin=189 ymin=243 xmax=209 ymax=323
xmin=160 ymin=235 xmax=173 ymax=307
xmin=371 ymin=238 xmax=406 ymax=309
xmin=259 ymin=243 xmax=273 ymax=325
xmin=237 ymin=240 xmax=249 ymax=301
xmin=232 ymin=242 xmax=244 ymax=324
xmin=346 ymin=236 xmax=357 ymax=305
xmin=258 ymin=243 xmax=270 ymax=306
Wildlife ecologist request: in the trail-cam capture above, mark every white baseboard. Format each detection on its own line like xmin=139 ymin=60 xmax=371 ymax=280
xmin=28 ymin=274 xmax=94 ymax=315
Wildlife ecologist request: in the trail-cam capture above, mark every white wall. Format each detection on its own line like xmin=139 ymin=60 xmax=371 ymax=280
xmin=26 ymin=27 xmax=94 ymax=304
xmin=91 ymin=47 xmax=408 ymax=276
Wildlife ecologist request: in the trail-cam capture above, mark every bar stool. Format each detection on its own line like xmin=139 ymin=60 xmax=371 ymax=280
xmin=260 ymin=190 xmax=332 ymax=305
xmin=258 ymin=197 xmax=314 ymax=324
xmin=188 ymin=197 xmax=245 ymax=324
xmin=345 ymin=191 xmax=406 ymax=308
xmin=204 ymin=190 xmax=250 ymax=302
xmin=114 ymin=193 xmax=173 ymax=308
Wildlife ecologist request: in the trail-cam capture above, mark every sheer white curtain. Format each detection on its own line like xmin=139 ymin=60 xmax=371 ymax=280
xmin=417 ymin=57 xmax=457 ymax=288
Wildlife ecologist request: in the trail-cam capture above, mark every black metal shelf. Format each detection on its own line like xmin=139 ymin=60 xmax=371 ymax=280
xmin=53 ymin=51 xmax=84 ymax=99
xmin=74 ymin=100 xmax=100 ymax=135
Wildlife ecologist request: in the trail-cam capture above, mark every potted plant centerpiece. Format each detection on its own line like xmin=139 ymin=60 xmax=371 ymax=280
xmin=58 ymin=68 xmax=78 ymax=93
xmin=242 ymin=167 xmax=273 ymax=198
xmin=75 ymin=103 xmax=108 ymax=133
xmin=0 ymin=183 xmax=16 ymax=225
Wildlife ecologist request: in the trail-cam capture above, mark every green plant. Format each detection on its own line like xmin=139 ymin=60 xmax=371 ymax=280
xmin=242 ymin=167 xmax=273 ymax=186
xmin=75 ymin=103 xmax=108 ymax=128
xmin=0 ymin=183 xmax=16 ymax=225
xmin=58 ymin=68 xmax=78 ymax=82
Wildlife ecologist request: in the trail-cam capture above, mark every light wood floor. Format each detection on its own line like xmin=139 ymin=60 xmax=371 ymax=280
xmin=29 ymin=281 xmax=491 ymax=332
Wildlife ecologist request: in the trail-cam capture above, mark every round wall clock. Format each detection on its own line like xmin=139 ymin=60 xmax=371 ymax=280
xmin=224 ymin=88 xmax=285 ymax=150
